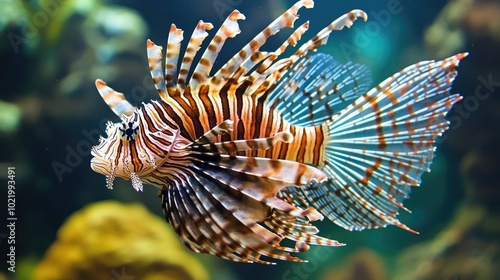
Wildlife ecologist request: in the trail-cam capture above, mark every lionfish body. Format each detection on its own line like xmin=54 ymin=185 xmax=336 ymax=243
xmin=90 ymin=0 xmax=466 ymax=264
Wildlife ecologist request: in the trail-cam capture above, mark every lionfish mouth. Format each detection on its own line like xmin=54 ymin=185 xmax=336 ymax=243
xmin=90 ymin=156 xmax=120 ymax=190
xmin=90 ymin=156 xmax=108 ymax=175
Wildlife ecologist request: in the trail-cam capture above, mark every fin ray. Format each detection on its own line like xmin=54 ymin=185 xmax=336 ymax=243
xmin=165 ymin=24 xmax=184 ymax=92
xmin=178 ymin=21 xmax=214 ymax=88
xmin=146 ymin=40 xmax=168 ymax=101
xmin=94 ymin=79 xmax=136 ymax=117
xmin=267 ymin=54 xmax=372 ymax=126
xmin=215 ymin=0 xmax=314 ymax=81
xmin=307 ymin=53 xmax=466 ymax=231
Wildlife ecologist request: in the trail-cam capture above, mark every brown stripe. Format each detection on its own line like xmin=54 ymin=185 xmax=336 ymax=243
xmin=139 ymin=109 xmax=159 ymax=133
xmin=383 ymin=89 xmax=398 ymax=105
xmin=129 ymin=140 xmax=142 ymax=172
xmin=219 ymin=81 xmax=233 ymax=121
xmin=234 ymin=81 xmax=249 ymax=141
xmin=296 ymin=131 xmax=307 ymax=163
xmin=136 ymin=115 xmax=164 ymax=155
xmin=150 ymin=102 xmax=178 ymax=130
xmin=208 ymin=42 xmax=218 ymax=52
xmin=149 ymin=133 xmax=173 ymax=148
xmin=198 ymin=85 xmax=217 ymax=129
xmin=101 ymin=129 xmax=118 ymax=159
xmin=365 ymin=93 xmax=386 ymax=150
xmin=114 ymin=140 xmax=123 ymax=167
xmin=181 ymin=87 xmax=205 ymax=138
xmin=217 ymin=83 xmax=235 ymax=143
xmin=361 ymin=158 xmax=382 ymax=185
xmin=295 ymin=164 xmax=307 ymax=185
xmin=265 ymin=117 xmax=283 ymax=159
xmin=263 ymin=106 xmax=275 ymax=138
xmin=252 ymin=95 xmax=266 ymax=139
xmin=199 ymin=57 xmax=210 ymax=67
xmin=236 ymin=122 xmax=245 ymax=156
xmin=312 ymin=126 xmax=324 ymax=165
xmin=158 ymin=100 xmax=191 ymax=139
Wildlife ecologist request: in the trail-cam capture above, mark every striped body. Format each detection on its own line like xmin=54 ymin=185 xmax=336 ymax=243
xmin=90 ymin=0 xmax=466 ymax=264
xmin=148 ymin=86 xmax=325 ymax=165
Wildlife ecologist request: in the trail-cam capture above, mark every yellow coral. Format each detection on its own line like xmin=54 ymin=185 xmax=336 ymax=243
xmin=33 ymin=200 xmax=208 ymax=280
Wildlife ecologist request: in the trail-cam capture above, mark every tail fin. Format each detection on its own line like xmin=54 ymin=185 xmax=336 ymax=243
xmin=308 ymin=53 xmax=467 ymax=232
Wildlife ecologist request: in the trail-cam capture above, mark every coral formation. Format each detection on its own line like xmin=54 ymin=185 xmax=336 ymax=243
xmin=33 ymin=200 xmax=208 ymax=280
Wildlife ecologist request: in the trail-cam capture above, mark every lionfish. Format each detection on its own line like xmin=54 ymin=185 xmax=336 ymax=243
xmin=90 ymin=0 xmax=466 ymax=264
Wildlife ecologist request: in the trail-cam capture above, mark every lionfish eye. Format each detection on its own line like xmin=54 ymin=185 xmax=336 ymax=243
xmin=119 ymin=121 xmax=139 ymax=141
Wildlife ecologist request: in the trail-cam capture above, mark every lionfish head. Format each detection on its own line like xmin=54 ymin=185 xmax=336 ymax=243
xmin=90 ymin=108 xmax=177 ymax=191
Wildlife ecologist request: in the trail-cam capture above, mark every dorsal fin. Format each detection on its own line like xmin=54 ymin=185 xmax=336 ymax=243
xmin=165 ymin=24 xmax=184 ymax=93
xmin=248 ymin=21 xmax=310 ymax=82
xmin=145 ymin=3 xmax=366 ymax=105
xmin=254 ymin=9 xmax=368 ymax=84
xmin=241 ymin=21 xmax=310 ymax=97
xmin=292 ymin=10 xmax=367 ymax=59
xmin=267 ymin=54 xmax=372 ymax=126
xmin=242 ymin=10 xmax=367 ymax=99
xmin=189 ymin=10 xmax=246 ymax=91
xmin=146 ymin=39 xmax=168 ymax=101
xmin=214 ymin=0 xmax=314 ymax=83
xmin=177 ymin=21 xmax=214 ymax=88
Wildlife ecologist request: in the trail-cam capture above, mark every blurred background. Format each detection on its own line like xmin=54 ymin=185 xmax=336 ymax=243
xmin=1 ymin=0 xmax=499 ymax=279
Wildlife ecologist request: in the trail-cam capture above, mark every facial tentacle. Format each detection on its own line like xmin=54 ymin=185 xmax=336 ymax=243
xmin=123 ymin=158 xmax=144 ymax=192
xmin=106 ymin=164 xmax=118 ymax=190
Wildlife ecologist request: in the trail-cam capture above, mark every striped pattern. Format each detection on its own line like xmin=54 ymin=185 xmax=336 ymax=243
xmin=90 ymin=0 xmax=466 ymax=264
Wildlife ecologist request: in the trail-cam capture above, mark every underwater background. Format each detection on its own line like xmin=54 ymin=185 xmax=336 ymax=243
xmin=1 ymin=0 xmax=499 ymax=279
